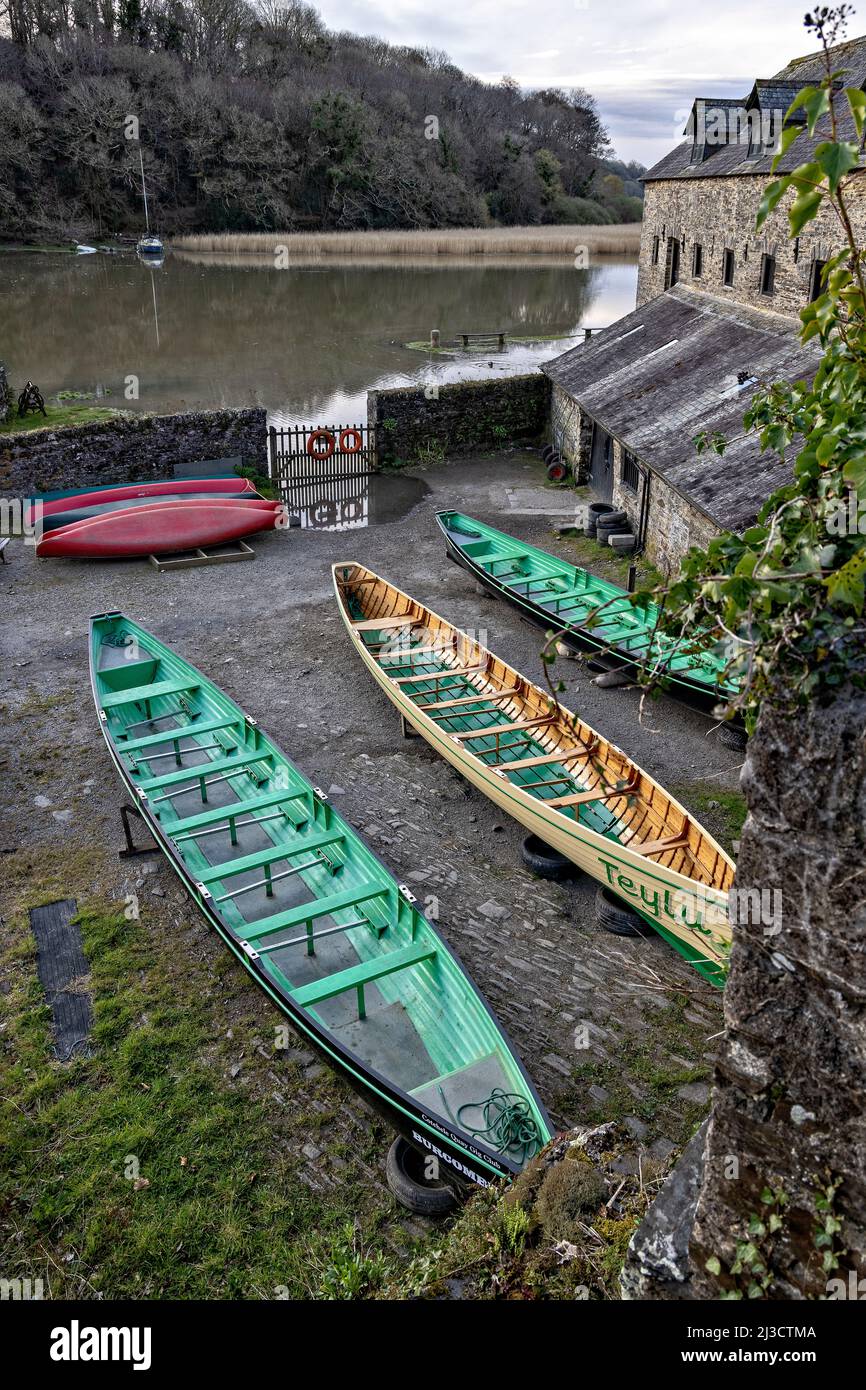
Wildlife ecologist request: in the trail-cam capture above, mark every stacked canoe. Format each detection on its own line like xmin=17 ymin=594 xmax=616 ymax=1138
xmin=31 ymin=477 xmax=282 ymax=558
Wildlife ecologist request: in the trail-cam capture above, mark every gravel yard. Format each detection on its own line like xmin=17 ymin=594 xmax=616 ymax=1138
xmin=0 ymin=452 xmax=744 ymax=1292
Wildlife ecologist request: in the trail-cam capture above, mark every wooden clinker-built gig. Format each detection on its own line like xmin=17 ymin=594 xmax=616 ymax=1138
xmin=333 ymin=563 xmax=735 ymax=985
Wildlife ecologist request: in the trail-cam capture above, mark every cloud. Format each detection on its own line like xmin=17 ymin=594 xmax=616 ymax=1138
xmin=319 ymin=0 xmax=815 ymax=163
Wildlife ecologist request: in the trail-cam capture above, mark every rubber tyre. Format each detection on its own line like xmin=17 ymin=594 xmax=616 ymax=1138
xmin=595 ymin=885 xmax=654 ymax=937
xmin=547 ymin=460 xmax=568 ymax=482
xmin=386 ymin=1136 xmax=459 ymax=1216
xmin=542 ymin=444 xmax=558 ymax=463
xmin=520 ymin=833 xmax=576 ymax=881
xmin=588 ymin=502 xmax=615 ymax=519
xmin=718 ymin=722 xmax=748 ymax=751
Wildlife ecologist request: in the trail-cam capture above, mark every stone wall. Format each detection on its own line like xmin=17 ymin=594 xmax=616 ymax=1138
xmin=368 ymin=375 xmax=549 ymax=466
xmin=624 ymin=677 xmax=866 ymax=1300
xmin=552 ymin=384 xmax=719 ymax=575
xmin=0 ymin=408 xmax=267 ymax=496
xmin=637 ymin=172 xmax=866 ymax=313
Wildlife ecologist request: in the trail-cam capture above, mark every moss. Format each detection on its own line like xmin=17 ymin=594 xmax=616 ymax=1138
xmin=534 ymin=1155 xmax=606 ymax=1239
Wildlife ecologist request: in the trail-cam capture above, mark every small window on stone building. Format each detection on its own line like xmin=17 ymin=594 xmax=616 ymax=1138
xmin=692 ymin=243 xmax=703 ymax=277
xmin=722 ymin=248 xmax=735 ymax=286
xmin=809 ymin=258 xmax=827 ymax=301
xmin=621 ymin=451 xmax=640 ymax=492
xmin=760 ymin=253 xmax=776 ymax=296
xmin=652 ymin=235 xmax=660 ymax=265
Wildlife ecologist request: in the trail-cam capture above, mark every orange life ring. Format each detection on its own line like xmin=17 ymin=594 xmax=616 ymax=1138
xmin=307 ymin=429 xmax=336 ymax=459
xmin=339 ymin=427 xmax=364 ymax=455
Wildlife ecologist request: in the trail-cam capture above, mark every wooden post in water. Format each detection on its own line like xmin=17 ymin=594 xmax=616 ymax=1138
xmin=430 ymin=329 xmax=440 ymax=349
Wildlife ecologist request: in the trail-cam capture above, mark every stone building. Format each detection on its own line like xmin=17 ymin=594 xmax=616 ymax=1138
xmin=545 ymin=36 xmax=866 ymax=576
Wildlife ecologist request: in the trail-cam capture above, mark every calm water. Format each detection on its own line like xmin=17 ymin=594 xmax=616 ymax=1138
xmin=0 ymin=251 xmax=637 ymax=428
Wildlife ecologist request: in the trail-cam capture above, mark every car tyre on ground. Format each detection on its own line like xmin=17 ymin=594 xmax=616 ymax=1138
xmin=595 ymin=885 xmax=654 ymax=937
xmin=520 ymin=834 xmax=576 ymax=880
xmin=386 ymin=1136 xmax=459 ymax=1216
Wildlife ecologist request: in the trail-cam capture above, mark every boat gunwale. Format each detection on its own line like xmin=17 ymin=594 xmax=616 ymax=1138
xmin=88 ymin=610 xmax=552 ymax=1180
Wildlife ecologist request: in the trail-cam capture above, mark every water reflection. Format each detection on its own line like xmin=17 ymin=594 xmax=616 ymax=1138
xmin=0 ymin=251 xmax=637 ymax=427
xmin=279 ymin=470 xmax=429 ymax=531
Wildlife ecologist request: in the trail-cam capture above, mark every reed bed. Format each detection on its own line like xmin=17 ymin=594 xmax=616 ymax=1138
xmin=172 ymin=224 xmax=641 ymax=258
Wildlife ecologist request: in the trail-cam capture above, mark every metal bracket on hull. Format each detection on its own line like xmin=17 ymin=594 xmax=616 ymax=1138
xmin=117 ymin=802 xmax=160 ymax=859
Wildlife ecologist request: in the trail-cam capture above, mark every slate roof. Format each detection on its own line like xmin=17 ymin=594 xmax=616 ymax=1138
xmin=543 ymin=286 xmax=821 ymax=532
xmin=644 ymin=34 xmax=866 ymax=182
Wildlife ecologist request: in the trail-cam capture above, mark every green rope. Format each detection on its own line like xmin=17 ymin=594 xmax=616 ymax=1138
xmin=438 ymin=1085 xmax=541 ymax=1165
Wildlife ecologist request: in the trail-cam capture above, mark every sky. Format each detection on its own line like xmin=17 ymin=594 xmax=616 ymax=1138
xmin=318 ymin=1 xmax=824 ymax=166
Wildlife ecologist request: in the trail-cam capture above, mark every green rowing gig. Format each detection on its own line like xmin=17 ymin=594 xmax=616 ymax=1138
xmin=333 ymin=565 xmax=735 ymax=986
xmin=436 ymin=510 xmax=740 ymax=710
xmin=89 ymin=611 xmax=552 ymax=1187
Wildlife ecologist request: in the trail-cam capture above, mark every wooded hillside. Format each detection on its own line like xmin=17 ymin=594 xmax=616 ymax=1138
xmin=0 ymin=1 xmax=644 ymax=240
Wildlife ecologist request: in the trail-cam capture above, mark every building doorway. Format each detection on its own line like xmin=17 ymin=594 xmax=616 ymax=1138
xmin=589 ymin=421 xmax=614 ymax=501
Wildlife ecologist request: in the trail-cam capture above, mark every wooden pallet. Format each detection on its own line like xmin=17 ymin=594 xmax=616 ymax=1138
xmin=148 ymin=539 xmax=255 ymax=572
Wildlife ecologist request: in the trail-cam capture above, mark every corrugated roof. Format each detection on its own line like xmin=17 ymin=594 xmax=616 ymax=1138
xmin=645 ymin=34 xmax=866 ymax=181
xmin=543 ymin=286 xmax=821 ymax=532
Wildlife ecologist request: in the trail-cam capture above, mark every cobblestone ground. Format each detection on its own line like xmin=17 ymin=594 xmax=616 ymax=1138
xmin=1 ymin=452 xmax=741 ymax=1238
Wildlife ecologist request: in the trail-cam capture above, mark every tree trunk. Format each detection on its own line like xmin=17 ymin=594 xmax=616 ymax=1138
xmin=624 ymin=684 xmax=866 ymax=1299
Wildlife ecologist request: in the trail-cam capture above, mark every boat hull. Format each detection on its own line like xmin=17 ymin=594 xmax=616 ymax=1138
xmin=333 ymin=564 xmax=734 ymax=986
xmin=437 ymin=512 xmax=739 ymax=714
xmin=31 ymin=476 xmax=257 ymax=525
xmin=89 ymin=613 xmax=551 ymax=1185
xmin=39 ymin=498 xmax=281 ymax=558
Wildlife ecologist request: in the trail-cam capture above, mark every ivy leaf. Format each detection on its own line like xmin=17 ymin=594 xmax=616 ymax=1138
xmin=788 ymin=187 xmax=823 ymax=235
xmin=842 ymin=455 xmax=866 ymax=493
xmin=772 ymin=124 xmax=802 ymax=169
xmin=815 ymin=141 xmax=860 ymax=194
xmin=785 ymin=85 xmax=830 ymax=135
xmin=825 ymin=549 xmax=866 ymax=608
xmin=756 ymin=176 xmax=791 ymax=230
xmin=846 ymin=87 xmax=866 ymax=139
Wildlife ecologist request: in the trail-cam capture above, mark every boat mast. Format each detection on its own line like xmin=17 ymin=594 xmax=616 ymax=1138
xmin=139 ymin=147 xmax=150 ymax=235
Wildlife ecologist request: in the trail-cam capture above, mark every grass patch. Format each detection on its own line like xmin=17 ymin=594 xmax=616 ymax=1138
xmin=673 ymin=783 xmax=747 ymax=856
xmin=0 ymin=868 xmax=397 ymax=1299
xmin=0 ymin=405 xmax=120 ymax=436
xmin=559 ymin=529 xmax=663 ymax=589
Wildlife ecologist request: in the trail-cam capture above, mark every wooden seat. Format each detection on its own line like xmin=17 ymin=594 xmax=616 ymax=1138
xmin=118 ymin=715 xmax=241 ymax=753
xmin=170 ymin=787 xmax=309 ymax=840
xmin=243 ymin=882 xmax=385 ymax=942
xmin=197 ymin=827 xmax=345 ymax=886
xmin=100 ymin=677 xmax=198 ymax=711
xmin=352 ymin=615 xmax=418 ymax=632
xmin=454 ymin=715 xmax=554 ymax=742
xmin=629 ymin=823 xmax=691 ymax=857
xmin=495 ymin=744 xmax=595 ymax=772
xmin=291 ymin=942 xmax=436 ymax=1019
xmin=546 ymin=771 xmax=641 ymax=809
xmin=138 ymin=749 xmax=270 ymax=792
xmin=419 ymin=685 xmax=520 ymax=712
xmin=394 ymin=665 xmax=486 ymax=685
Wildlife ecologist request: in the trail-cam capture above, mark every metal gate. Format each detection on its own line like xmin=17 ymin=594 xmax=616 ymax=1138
xmin=268 ymin=423 xmax=375 ymax=531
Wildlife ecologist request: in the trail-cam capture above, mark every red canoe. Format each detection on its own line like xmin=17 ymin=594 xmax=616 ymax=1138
xmin=28 ymin=476 xmax=257 ymax=526
xmin=36 ymin=498 xmax=283 ymax=558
